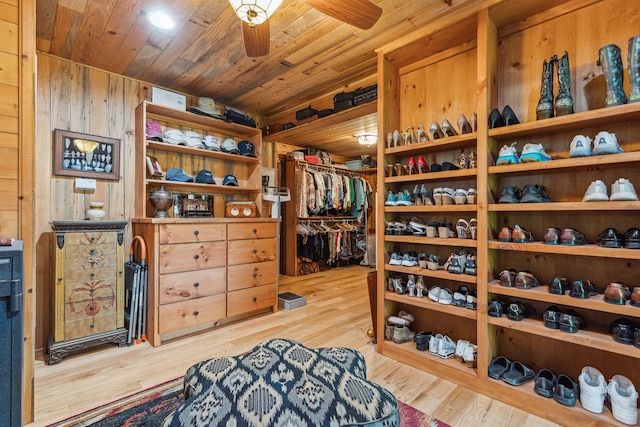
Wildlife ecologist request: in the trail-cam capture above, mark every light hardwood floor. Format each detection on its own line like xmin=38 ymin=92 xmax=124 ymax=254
xmin=29 ymin=266 xmax=559 ymax=426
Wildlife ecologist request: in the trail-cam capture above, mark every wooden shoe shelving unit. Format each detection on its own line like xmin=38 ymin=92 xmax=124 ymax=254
xmin=376 ymin=0 xmax=640 ymax=425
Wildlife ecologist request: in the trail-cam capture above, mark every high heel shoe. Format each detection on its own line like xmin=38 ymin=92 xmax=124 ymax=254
xmin=393 ymin=130 xmax=405 ymax=147
xmin=457 ymin=114 xmax=472 ymax=134
xmin=421 ymin=184 xmax=435 ymax=205
xmin=417 ymin=124 xmax=429 ymax=142
xmin=413 ymin=185 xmax=423 ymax=206
xmin=442 ymin=119 xmax=458 ymax=137
xmin=394 ymin=163 xmax=409 ymax=176
xmin=386 ymin=132 xmax=393 ymax=149
xmin=386 ymin=164 xmax=395 ymax=177
xmin=417 ymin=156 xmax=430 ymax=173
xmin=407 ymin=157 xmax=418 ymax=174
xmin=501 ymin=105 xmax=520 ymax=126
xmin=405 ymin=126 xmax=418 ymax=144
xmin=469 ymin=113 xmax=478 ymax=132
xmin=488 ymin=108 xmax=506 ymax=129
xmin=430 ymin=121 xmax=444 ymax=139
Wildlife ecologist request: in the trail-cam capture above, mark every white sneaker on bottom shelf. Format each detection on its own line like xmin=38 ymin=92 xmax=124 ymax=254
xmin=578 ymin=366 xmax=606 ymax=413
xmin=608 ymin=374 xmax=638 ymax=425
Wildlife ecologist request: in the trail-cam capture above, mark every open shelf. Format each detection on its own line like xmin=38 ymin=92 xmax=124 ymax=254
xmin=385 ymin=168 xmax=476 ymax=183
xmin=146 ymin=141 xmax=260 ymax=164
xmin=489 ymin=151 xmax=640 ymax=175
xmin=385 ymin=205 xmax=477 ymax=213
xmin=488 ymin=201 xmax=640 ymax=211
xmin=386 ymin=235 xmax=478 ymax=248
xmin=385 ymin=264 xmax=477 ymax=284
xmin=382 ymin=340 xmax=478 ymax=377
xmin=488 ymin=283 xmax=640 ymax=318
xmin=385 ymin=132 xmax=477 ymax=156
xmin=487 ymin=241 xmax=640 ymax=260
xmin=146 ymin=179 xmax=261 ymax=195
xmin=385 ymin=291 xmax=478 ymax=320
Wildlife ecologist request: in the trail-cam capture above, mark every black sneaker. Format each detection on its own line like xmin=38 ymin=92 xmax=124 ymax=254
xmin=624 ymin=227 xmax=640 ymax=249
xmin=597 ymin=227 xmax=623 ymax=248
xmin=498 ymin=185 xmax=522 ymax=203
xmin=520 ymin=184 xmax=551 ymax=203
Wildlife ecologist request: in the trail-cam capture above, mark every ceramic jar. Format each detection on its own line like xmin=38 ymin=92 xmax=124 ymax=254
xmin=87 ymin=202 xmax=106 ymax=220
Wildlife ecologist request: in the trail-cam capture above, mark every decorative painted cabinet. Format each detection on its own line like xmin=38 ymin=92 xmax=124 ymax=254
xmin=48 ymin=221 xmax=128 ymax=364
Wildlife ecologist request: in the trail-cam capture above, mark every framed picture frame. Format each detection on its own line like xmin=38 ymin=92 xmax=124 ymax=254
xmin=146 ymin=156 xmax=164 ymax=179
xmin=53 ymin=129 xmax=121 ymax=180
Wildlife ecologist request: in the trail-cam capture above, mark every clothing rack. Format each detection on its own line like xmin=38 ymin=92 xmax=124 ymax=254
xmin=298 ymin=162 xmax=366 ymax=178
xmin=303 ymin=217 xmax=359 ymax=222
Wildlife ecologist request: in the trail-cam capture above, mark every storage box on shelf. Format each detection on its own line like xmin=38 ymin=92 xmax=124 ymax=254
xmin=377 ymin=0 xmax=640 ymax=425
xmin=132 ymin=102 xmax=278 ymax=346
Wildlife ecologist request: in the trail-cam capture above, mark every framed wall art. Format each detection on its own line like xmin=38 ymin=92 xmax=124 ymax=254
xmin=53 ymin=129 xmax=121 ymax=180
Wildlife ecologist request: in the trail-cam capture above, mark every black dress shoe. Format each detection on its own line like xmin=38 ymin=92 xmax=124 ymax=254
xmin=597 ymin=227 xmax=623 ymax=248
xmin=548 ymin=277 xmax=570 ymax=295
xmin=520 ymin=184 xmax=552 ymax=203
xmin=498 ymin=185 xmax=522 ymax=203
xmin=501 ymin=105 xmax=520 ymax=126
xmin=610 ymin=318 xmax=636 ymax=344
xmin=559 ymin=309 xmax=585 ymax=333
xmin=488 ymin=108 xmax=506 ymax=129
xmin=543 ymin=306 xmax=561 ymax=329
xmin=624 ymin=227 xmax=640 ymax=249
xmin=488 ymin=300 xmax=507 ymax=317
xmin=570 ymin=280 xmax=598 ymax=299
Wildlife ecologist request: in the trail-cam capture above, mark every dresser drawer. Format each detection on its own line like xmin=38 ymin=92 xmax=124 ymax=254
xmin=159 ymin=223 xmax=226 ymax=244
xmin=227 ymin=238 xmax=277 ymax=265
xmin=227 ymin=222 xmax=277 ymax=240
xmin=227 ymin=283 xmax=277 ymax=317
xmin=159 ymin=267 xmax=226 ymax=304
xmin=158 ymin=293 xmax=227 ymax=335
xmin=64 ymin=299 xmax=117 ymax=340
xmin=159 ymin=241 xmax=226 ymax=274
xmin=227 ymin=261 xmax=277 ymax=291
xmin=64 ymin=231 xmax=120 ymax=246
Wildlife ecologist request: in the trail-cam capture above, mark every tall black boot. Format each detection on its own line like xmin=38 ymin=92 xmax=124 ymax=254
xmin=598 ymin=44 xmax=627 ymax=107
xmin=555 ymin=51 xmax=574 ymax=116
xmin=536 ymin=57 xmax=555 ymax=120
xmin=628 ymin=35 xmax=640 ymax=103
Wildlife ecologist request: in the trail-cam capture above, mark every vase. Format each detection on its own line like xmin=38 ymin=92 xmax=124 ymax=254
xmin=87 ymin=202 xmax=106 ymax=220
xmin=149 ymin=185 xmax=173 ymax=218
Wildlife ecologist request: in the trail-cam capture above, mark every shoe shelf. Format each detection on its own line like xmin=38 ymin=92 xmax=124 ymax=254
xmin=385 ymin=291 xmax=477 ymax=320
xmin=385 ymin=205 xmax=477 ymax=213
xmin=488 ymin=284 xmax=640 ymax=318
xmin=486 ymin=378 xmax=634 ymax=427
xmin=487 ymin=241 xmax=640 ymax=260
xmin=146 ymin=141 xmax=261 ymax=164
xmin=385 ymin=264 xmax=477 ymax=284
xmin=488 ymin=151 xmax=640 ymax=176
xmin=488 ymin=102 xmax=640 ymax=142
xmin=488 ymin=201 xmax=640 ymax=212
xmin=146 ymin=179 xmax=261 ymax=195
xmin=488 ymin=315 xmax=639 ymax=360
xmin=386 ymin=236 xmax=478 ymax=248
xmin=385 ymin=133 xmax=477 ymax=156
xmin=382 ymin=341 xmax=477 ymax=378
xmin=385 ymin=169 xmax=476 ymax=183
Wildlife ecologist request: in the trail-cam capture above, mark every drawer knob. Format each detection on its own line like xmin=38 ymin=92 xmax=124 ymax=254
xmin=194 ymin=282 xmax=200 ymax=288
xmin=253 ymin=297 xmax=257 ymax=302
xmin=252 ymin=249 xmax=257 ymax=254
xmin=194 ymin=254 xmax=200 ymax=260
xmin=253 ymin=273 xmax=257 ymax=278
xmin=253 ymin=229 xmax=257 ymax=234
xmin=194 ymin=230 xmax=200 ymax=236
xmin=194 ymin=310 xmax=199 ymax=316
xmin=90 ymin=272 xmax=95 ymax=277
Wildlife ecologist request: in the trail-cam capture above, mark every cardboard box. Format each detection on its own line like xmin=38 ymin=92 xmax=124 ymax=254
xmin=152 ymin=87 xmax=186 ymax=111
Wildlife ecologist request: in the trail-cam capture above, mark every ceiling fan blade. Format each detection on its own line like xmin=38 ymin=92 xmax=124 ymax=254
xmin=301 ymin=0 xmax=382 ymax=30
xmin=242 ymin=20 xmax=270 ymax=57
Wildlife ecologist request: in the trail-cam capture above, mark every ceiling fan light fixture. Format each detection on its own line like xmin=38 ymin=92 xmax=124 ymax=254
xmin=229 ymin=0 xmax=283 ymax=26
xmin=355 ymin=134 xmax=377 ymax=146
xmin=147 ymin=11 xmax=176 ymax=30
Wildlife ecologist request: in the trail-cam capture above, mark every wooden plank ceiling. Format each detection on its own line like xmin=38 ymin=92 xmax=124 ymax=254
xmin=35 ymin=0 xmax=480 ymax=158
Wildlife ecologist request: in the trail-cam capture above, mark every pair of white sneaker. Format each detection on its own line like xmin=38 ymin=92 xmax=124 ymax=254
xmin=428 ymin=334 xmax=455 ymax=359
xmin=570 ymin=131 xmax=624 ymax=157
xmin=579 ymin=367 xmax=638 ymax=425
xmin=583 ymin=178 xmax=638 ymax=202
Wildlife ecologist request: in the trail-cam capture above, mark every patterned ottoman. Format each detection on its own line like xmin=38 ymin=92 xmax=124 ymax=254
xmin=162 ymin=338 xmax=399 ymax=426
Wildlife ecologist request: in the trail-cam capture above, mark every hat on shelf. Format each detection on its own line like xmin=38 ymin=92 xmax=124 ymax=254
xmin=222 ymin=174 xmax=239 ymax=186
xmin=165 ymin=167 xmax=194 ymax=182
xmin=195 ymin=170 xmax=216 ymax=184
xmin=188 ymin=97 xmax=223 ymax=118
xmin=184 ymin=131 xmax=204 ymax=149
xmin=163 ymin=129 xmax=187 ymax=145
xmin=238 ymin=140 xmax=257 ymax=157
xmin=304 ymin=155 xmax=320 ymax=164
xmin=202 ymin=135 xmax=221 ymax=151
xmin=221 ymin=138 xmax=241 ymax=155
xmin=146 ymin=120 xmax=163 ymax=141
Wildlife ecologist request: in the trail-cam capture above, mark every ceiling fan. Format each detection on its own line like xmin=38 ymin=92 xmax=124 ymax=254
xmin=229 ymin=0 xmax=383 ymax=57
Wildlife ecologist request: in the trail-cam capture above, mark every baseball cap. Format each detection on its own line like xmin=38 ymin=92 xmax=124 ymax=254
xmin=202 ymin=135 xmax=221 ymax=151
xmin=164 ymin=129 xmax=187 ymax=145
xmin=221 ymin=138 xmax=241 ymax=155
xmin=165 ymin=167 xmax=194 ymax=182
xmin=195 ymin=170 xmax=215 ymax=184
xmin=146 ymin=120 xmax=163 ymax=141
xmin=238 ymin=140 xmax=256 ymax=157
xmin=222 ymin=174 xmax=239 ymax=186
xmin=189 ymin=97 xmax=223 ymax=118
xmin=304 ymin=155 xmax=320 ymax=164
xmin=184 ymin=131 xmax=204 ymax=149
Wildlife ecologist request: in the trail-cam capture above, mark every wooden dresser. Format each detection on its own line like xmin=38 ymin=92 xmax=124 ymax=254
xmin=48 ymin=221 xmax=128 ymax=364
xmin=132 ymin=218 xmax=278 ymax=346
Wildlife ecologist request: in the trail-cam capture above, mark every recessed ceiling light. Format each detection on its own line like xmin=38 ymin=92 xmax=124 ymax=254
xmin=147 ymin=11 xmax=175 ymax=30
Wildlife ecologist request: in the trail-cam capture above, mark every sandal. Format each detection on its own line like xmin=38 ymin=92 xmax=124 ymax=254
xmin=467 ymin=188 xmax=477 ymax=204
xmin=433 ymin=188 xmax=443 ymax=205
xmin=469 ymin=218 xmax=477 ymax=240
xmin=454 ymin=189 xmax=468 ymax=205
xmin=456 ymin=219 xmax=471 ymax=239
xmin=441 ymin=187 xmax=455 ymax=205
